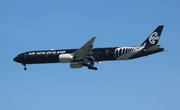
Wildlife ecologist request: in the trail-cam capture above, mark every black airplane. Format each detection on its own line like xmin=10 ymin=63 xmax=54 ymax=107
xmin=13 ymin=25 xmax=164 ymax=71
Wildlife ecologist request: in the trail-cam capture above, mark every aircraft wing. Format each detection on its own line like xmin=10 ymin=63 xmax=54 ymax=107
xmin=73 ymin=37 xmax=97 ymax=60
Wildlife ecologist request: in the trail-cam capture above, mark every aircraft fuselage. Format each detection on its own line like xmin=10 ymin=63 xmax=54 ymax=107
xmin=14 ymin=47 xmax=164 ymax=64
xmin=13 ymin=25 xmax=165 ymax=70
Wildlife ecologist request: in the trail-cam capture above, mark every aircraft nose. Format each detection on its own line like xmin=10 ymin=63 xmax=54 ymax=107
xmin=13 ymin=56 xmax=20 ymax=63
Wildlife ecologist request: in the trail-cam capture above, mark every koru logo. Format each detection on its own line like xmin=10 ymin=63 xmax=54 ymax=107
xmin=149 ymin=32 xmax=160 ymax=44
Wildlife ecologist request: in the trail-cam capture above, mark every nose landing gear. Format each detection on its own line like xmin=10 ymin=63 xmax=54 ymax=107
xmin=22 ymin=63 xmax=27 ymax=70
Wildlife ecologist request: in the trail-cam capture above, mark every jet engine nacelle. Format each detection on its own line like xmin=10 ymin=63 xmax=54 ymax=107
xmin=59 ymin=54 xmax=73 ymax=63
xmin=70 ymin=63 xmax=82 ymax=68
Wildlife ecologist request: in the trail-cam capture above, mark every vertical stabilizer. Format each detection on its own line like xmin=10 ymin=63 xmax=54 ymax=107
xmin=141 ymin=25 xmax=164 ymax=49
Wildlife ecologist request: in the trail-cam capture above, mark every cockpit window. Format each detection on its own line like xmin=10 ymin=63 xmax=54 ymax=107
xmin=18 ymin=54 xmax=23 ymax=57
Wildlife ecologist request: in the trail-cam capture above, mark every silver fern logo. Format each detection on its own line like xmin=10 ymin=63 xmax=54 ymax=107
xmin=114 ymin=43 xmax=146 ymax=60
xmin=149 ymin=32 xmax=160 ymax=44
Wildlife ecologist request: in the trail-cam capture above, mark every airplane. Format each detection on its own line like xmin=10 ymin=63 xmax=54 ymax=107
xmin=13 ymin=25 xmax=164 ymax=71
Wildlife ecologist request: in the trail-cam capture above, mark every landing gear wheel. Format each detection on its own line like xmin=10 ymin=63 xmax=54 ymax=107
xmin=82 ymin=62 xmax=98 ymax=71
xmin=87 ymin=65 xmax=98 ymax=70
xmin=22 ymin=63 xmax=27 ymax=71
xmin=88 ymin=66 xmax=91 ymax=69
xmin=94 ymin=67 xmax=97 ymax=70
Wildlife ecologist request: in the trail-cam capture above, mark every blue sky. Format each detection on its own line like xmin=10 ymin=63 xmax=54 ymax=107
xmin=0 ymin=0 xmax=180 ymax=110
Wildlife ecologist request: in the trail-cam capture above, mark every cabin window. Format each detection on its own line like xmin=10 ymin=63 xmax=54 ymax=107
xmin=105 ymin=49 xmax=109 ymax=55
xmin=24 ymin=53 xmax=27 ymax=59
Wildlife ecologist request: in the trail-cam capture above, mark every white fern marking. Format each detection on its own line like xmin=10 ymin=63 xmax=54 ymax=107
xmin=114 ymin=43 xmax=146 ymax=60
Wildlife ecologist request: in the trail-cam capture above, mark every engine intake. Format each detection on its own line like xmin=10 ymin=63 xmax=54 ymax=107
xmin=59 ymin=54 xmax=73 ymax=63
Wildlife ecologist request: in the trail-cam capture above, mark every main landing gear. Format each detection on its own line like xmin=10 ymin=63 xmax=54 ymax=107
xmin=22 ymin=63 xmax=27 ymax=70
xmin=82 ymin=63 xmax=98 ymax=70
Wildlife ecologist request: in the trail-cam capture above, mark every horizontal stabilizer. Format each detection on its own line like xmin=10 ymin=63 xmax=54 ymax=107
xmin=146 ymin=45 xmax=160 ymax=51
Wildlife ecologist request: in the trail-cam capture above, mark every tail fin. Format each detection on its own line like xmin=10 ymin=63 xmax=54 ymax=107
xmin=141 ymin=25 xmax=164 ymax=49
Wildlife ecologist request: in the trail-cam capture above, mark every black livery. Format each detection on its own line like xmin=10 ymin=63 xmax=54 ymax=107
xmin=13 ymin=25 xmax=164 ymax=70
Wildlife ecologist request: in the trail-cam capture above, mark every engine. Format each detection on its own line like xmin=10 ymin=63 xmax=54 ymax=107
xmin=59 ymin=54 xmax=73 ymax=63
xmin=70 ymin=63 xmax=82 ymax=68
